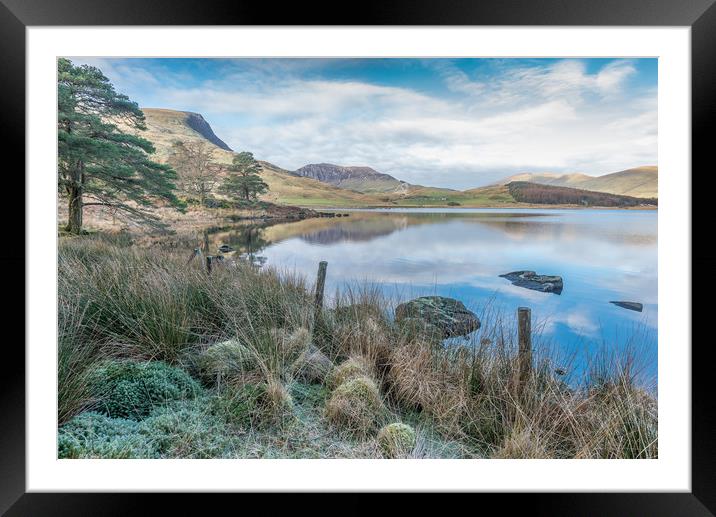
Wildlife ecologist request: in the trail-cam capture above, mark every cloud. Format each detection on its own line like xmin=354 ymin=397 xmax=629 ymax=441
xmin=440 ymin=59 xmax=638 ymax=106
xmin=68 ymin=57 xmax=656 ymax=189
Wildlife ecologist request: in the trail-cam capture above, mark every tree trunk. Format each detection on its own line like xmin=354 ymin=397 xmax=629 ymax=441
xmin=65 ymin=160 xmax=84 ymax=234
xmin=66 ymin=185 xmax=83 ymax=234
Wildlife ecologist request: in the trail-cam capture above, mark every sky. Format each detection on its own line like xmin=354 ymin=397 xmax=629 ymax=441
xmin=70 ymin=57 xmax=657 ymax=189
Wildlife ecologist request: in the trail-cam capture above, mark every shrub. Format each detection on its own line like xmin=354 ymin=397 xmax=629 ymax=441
xmin=377 ymin=423 xmax=417 ymax=458
xmin=325 ymin=376 xmax=384 ymax=435
xmin=58 ymin=412 xmax=153 ymax=459
xmin=327 ymin=356 xmax=373 ymax=390
xmin=89 ymin=360 xmax=201 ymax=420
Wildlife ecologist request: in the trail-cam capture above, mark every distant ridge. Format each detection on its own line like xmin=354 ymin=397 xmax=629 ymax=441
xmin=492 ymin=166 xmax=658 ymax=199
xmin=294 ymin=163 xmax=408 ymax=194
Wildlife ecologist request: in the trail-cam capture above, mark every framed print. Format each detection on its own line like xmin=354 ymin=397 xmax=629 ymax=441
xmin=3 ymin=0 xmax=714 ymax=513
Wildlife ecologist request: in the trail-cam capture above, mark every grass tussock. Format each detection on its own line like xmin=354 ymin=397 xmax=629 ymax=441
xmin=58 ymin=234 xmax=657 ymax=459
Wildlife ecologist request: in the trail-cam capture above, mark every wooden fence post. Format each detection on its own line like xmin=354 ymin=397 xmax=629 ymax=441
xmin=517 ymin=307 xmax=532 ymax=388
xmin=203 ymin=230 xmax=210 ymax=255
xmin=186 ymin=248 xmax=200 ymax=265
xmin=314 ymin=261 xmax=328 ymax=313
xmin=206 ymin=255 xmax=213 ymax=275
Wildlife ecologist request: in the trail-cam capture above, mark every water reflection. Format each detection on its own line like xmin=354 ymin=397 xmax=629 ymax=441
xmin=199 ymin=208 xmax=658 ymax=380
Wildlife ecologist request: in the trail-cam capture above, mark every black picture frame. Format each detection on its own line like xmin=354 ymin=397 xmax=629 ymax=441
xmin=2 ymin=0 xmax=713 ymax=513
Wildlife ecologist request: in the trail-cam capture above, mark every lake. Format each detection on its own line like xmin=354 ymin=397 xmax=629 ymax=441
xmin=207 ymin=208 xmax=658 ymax=383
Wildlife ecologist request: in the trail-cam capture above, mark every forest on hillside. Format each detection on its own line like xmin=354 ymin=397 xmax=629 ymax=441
xmin=507 ymin=182 xmax=658 ymax=207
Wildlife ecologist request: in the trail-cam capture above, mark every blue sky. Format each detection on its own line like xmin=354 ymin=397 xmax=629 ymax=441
xmin=70 ymin=58 xmax=657 ymax=189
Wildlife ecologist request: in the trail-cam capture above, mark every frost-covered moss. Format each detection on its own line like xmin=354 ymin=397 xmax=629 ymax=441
xmin=327 ymin=357 xmax=372 ymax=390
xmin=58 ymin=412 xmax=154 ymax=458
xmin=377 ymin=423 xmax=417 ymax=458
xmin=212 ymin=380 xmax=294 ymax=429
xmin=198 ymin=339 xmax=255 ymax=385
xmin=325 ymin=376 xmax=384 ymax=435
xmin=139 ymin=398 xmax=234 ymax=458
xmin=89 ymin=360 xmax=201 ymax=420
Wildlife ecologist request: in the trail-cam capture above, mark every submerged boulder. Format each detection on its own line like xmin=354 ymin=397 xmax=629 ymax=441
xmin=500 ymin=270 xmax=563 ymax=294
xmin=394 ymin=296 xmax=480 ymax=338
xmin=610 ymin=301 xmax=643 ymax=312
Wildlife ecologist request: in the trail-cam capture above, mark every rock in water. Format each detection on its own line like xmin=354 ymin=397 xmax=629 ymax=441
xmin=610 ymin=301 xmax=643 ymax=312
xmin=394 ymin=296 xmax=480 ymax=338
xmin=499 ymin=270 xmax=563 ymax=295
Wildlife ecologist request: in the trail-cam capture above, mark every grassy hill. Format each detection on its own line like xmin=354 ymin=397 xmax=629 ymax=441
xmin=506 ymin=181 xmax=657 ymax=207
xmin=132 ymin=109 xmax=384 ymax=207
xmin=131 ymin=108 xmax=657 ymax=209
xmin=494 ymin=166 xmax=657 ymax=199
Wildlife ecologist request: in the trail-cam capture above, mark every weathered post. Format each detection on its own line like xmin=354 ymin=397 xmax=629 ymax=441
xmin=206 ymin=255 xmax=213 ymax=275
xmin=314 ymin=261 xmax=328 ymax=312
xmin=517 ymin=307 xmax=532 ymax=389
xmin=203 ymin=229 xmax=210 ymax=256
xmin=186 ymin=247 xmax=200 ymax=265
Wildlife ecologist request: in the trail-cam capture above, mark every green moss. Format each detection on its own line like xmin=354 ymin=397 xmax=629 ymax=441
xmin=377 ymin=423 xmax=417 ymax=458
xmin=327 ymin=357 xmax=371 ymax=390
xmin=89 ymin=360 xmax=201 ymax=420
xmin=290 ymin=382 xmax=330 ymax=407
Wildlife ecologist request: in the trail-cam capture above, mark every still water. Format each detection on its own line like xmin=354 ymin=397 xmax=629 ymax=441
xmin=209 ymin=208 xmax=657 ymax=382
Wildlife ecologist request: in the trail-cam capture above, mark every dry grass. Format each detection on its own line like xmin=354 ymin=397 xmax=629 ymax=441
xmin=58 ymin=234 xmax=657 ymax=459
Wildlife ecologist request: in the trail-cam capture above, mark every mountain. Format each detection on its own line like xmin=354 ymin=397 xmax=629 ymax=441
xmin=131 ymin=108 xmax=658 ymax=209
xmin=493 ymin=166 xmax=658 ymax=198
xmin=141 ymin=108 xmax=232 ymax=152
xmin=293 ymin=163 xmax=408 ymax=194
xmin=134 ymin=109 xmax=380 ymax=207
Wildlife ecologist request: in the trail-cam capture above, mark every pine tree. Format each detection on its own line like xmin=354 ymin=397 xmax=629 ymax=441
xmin=220 ymin=152 xmax=269 ymax=202
xmin=57 ymin=58 xmax=181 ymax=233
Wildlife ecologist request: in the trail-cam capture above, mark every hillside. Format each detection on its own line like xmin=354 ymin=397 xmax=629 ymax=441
xmin=139 ymin=109 xmax=233 ymax=158
xmin=133 ymin=109 xmax=385 ymax=207
xmin=494 ymin=166 xmax=658 ymax=198
xmin=129 ymin=108 xmax=657 ymax=209
xmin=506 ymin=181 xmax=657 ymax=207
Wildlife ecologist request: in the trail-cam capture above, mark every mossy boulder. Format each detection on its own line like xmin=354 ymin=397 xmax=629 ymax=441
xmin=397 ymin=317 xmax=444 ymax=345
xmin=327 ymin=356 xmax=372 ymax=390
xmin=325 ymin=376 xmax=384 ymax=435
xmin=293 ymin=344 xmax=334 ymax=384
xmin=395 ymin=296 xmax=480 ymax=338
xmin=377 ymin=422 xmax=417 ymax=458
xmin=89 ymin=360 xmax=201 ymax=420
